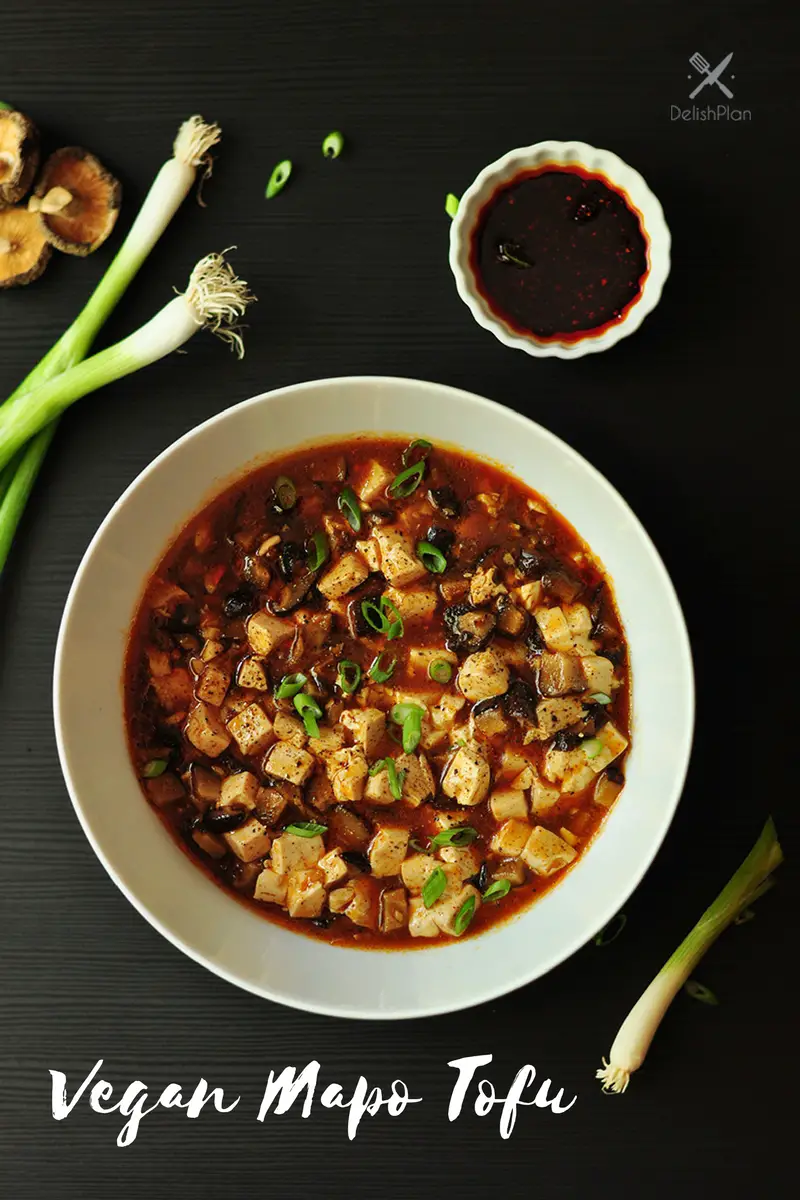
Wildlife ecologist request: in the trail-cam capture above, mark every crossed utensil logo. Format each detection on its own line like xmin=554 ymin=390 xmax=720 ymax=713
xmin=689 ymin=52 xmax=734 ymax=99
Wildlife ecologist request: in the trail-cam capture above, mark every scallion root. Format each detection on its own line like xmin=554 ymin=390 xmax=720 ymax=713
xmin=183 ymin=251 xmax=254 ymax=357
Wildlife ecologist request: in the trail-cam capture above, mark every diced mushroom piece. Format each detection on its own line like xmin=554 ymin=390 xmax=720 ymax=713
xmin=442 ymin=745 xmax=491 ymax=807
xmin=369 ymin=826 xmax=410 ymax=877
xmin=340 ymin=707 xmax=386 ymax=757
xmin=327 ymin=806 xmax=371 ymax=850
xmin=227 ymin=703 xmax=274 ymax=757
xmin=438 ymin=843 xmax=482 ymax=881
xmin=457 ymin=649 xmax=509 ymax=703
xmin=185 ymin=701 xmax=232 ymax=758
xmin=270 ymin=832 xmax=325 ymax=875
xmin=255 ymin=785 xmax=289 ymax=827
xmin=401 ymin=853 xmax=438 ymax=893
xmin=196 ymin=661 xmax=231 ymax=707
xmin=338 ymin=877 xmax=377 ymax=928
xmin=356 ymin=460 xmax=394 ymax=502
xmin=525 ymin=698 xmax=587 ymax=742
xmin=491 ymin=858 xmax=527 ymax=886
xmin=497 ymin=599 xmax=527 ymax=636
xmin=317 ymin=552 xmax=370 ymax=600
xmin=531 ymin=777 xmax=561 ymax=816
xmin=145 ymin=645 xmax=171 ymax=677
xmin=152 ymin=668 xmax=194 ymax=713
xmin=266 ymin=741 xmax=315 ymax=785
xmin=429 ymin=884 xmax=481 ymax=937
xmin=325 ymin=746 xmax=368 ymax=803
xmin=581 ymin=655 xmax=616 ymax=695
xmin=246 ymin=611 xmax=294 ymax=656
xmin=188 ymin=763 xmax=222 ymax=809
xmin=537 ymin=652 xmax=586 ymax=697
xmin=355 ymin=538 xmax=381 ymax=572
xmin=286 ymin=867 xmax=326 ymax=918
xmin=373 ymin=527 xmax=427 ymax=587
xmin=145 ymin=772 xmax=185 ymax=807
xmin=273 ymin=711 xmax=307 ymax=748
xmin=380 ymin=886 xmax=408 ymax=933
xmin=192 ymin=828 xmax=227 ymax=859
xmin=408 ymin=896 xmax=439 ymax=938
xmin=469 ymin=565 xmax=507 ymax=607
xmin=236 ymin=656 xmax=269 ymax=691
xmin=223 ymin=817 xmax=272 ymax=862
xmin=383 ymin=586 xmax=437 ymax=623
xmin=318 ymin=849 xmax=349 ymax=887
xmin=396 ymin=752 xmax=436 ymax=807
xmin=491 ymin=819 xmax=532 ymax=858
xmin=254 ymin=867 xmax=288 ymax=905
xmin=219 ymin=771 xmax=259 ymax=811
xmin=306 ymin=770 xmax=336 ymax=812
xmin=471 ymin=700 xmax=511 ymax=739
xmin=595 ymin=771 xmax=624 ymax=807
xmin=489 ymin=788 xmax=528 ymax=822
xmin=586 ymin=722 xmax=628 ymax=773
xmin=521 ymin=826 xmax=577 ymax=876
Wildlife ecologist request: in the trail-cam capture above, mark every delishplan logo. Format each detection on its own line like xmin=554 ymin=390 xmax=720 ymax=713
xmin=671 ymin=52 xmax=752 ymax=121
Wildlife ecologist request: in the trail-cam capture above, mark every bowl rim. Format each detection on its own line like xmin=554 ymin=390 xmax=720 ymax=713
xmin=53 ymin=374 xmax=694 ymax=1018
xmin=449 ymin=139 xmax=672 ymax=359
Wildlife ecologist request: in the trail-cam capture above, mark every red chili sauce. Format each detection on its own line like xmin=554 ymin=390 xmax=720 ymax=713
xmin=470 ymin=166 xmax=649 ymax=343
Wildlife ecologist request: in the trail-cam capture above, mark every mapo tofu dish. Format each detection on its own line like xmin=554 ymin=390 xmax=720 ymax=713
xmin=125 ymin=436 xmax=630 ymax=947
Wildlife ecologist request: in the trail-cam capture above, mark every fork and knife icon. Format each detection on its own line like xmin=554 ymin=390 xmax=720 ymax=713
xmin=689 ymin=52 xmax=734 ymax=99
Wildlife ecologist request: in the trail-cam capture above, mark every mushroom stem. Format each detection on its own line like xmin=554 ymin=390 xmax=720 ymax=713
xmin=29 ymin=186 xmax=74 ymax=215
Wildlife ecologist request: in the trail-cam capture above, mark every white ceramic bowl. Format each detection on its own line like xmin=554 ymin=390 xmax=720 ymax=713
xmin=54 ymin=376 xmax=693 ymax=1019
xmin=449 ymin=140 xmax=671 ymax=359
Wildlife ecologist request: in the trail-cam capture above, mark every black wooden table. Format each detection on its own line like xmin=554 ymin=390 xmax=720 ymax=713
xmin=1 ymin=2 xmax=795 ymax=1195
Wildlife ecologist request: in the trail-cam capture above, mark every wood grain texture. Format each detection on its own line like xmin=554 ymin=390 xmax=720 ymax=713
xmin=0 ymin=0 xmax=796 ymax=1195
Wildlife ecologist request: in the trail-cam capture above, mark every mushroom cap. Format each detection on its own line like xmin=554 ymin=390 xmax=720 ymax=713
xmin=0 ymin=206 xmax=51 ymax=287
xmin=0 ymin=110 xmax=40 ymax=207
xmin=34 ymin=146 xmax=121 ymax=256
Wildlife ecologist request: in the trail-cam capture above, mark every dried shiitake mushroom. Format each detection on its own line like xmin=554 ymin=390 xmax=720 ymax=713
xmin=0 ymin=109 xmax=40 ymax=207
xmin=0 ymin=206 xmax=51 ymax=287
xmin=30 ymin=146 xmax=121 ymax=255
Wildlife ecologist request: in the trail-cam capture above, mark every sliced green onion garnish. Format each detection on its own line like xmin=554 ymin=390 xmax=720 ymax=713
xmin=368 ymin=759 xmax=386 ymax=776
xmin=361 ymin=598 xmax=386 ymax=634
xmin=142 ymin=759 xmax=169 ymax=778
xmin=417 ymin=540 xmax=447 ymax=574
xmin=410 ymin=837 xmax=429 ymax=852
xmin=306 ymin=530 xmax=329 ymax=571
xmin=428 ymin=658 xmax=453 ymax=684
xmin=382 ymin=595 xmax=404 ymax=640
xmin=274 ymin=475 xmax=297 ymax=510
xmin=684 ymin=980 xmax=719 ymax=1006
xmin=294 ymin=692 xmax=323 ymax=738
xmin=482 ymin=879 xmax=512 ymax=903
xmin=583 ymin=737 xmax=603 ymax=758
xmin=590 ymin=692 xmax=612 ymax=705
xmin=594 ymin=912 xmax=627 ymax=947
xmin=390 ymin=702 xmax=424 ymax=755
xmin=266 ymin=159 xmax=292 ymax=199
xmin=422 ymin=866 xmax=448 ymax=909
xmin=453 ymin=894 xmax=477 ymax=935
xmin=337 ymin=485 xmax=362 ymax=532
xmin=286 ymin=821 xmax=328 ymax=837
xmin=0 ymin=101 xmax=12 ymax=111
xmin=430 ymin=826 xmax=478 ymax=849
xmin=369 ymin=757 xmax=404 ymax=799
xmin=337 ymin=659 xmax=362 ymax=694
xmin=401 ymin=438 xmax=432 ymax=467
xmin=389 ymin=460 xmax=425 ymax=498
xmin=367 ymin=651 xmax=396 ymax=682
xmin=390 ymin=702 xmax=424 ymax=725
xmin=275 ymin=672 xmax=307 ymax=700
xmin=322 ymin=130 xmax=344 ymax=159
xmin=445 ymin=193 xmax=460 ymax=219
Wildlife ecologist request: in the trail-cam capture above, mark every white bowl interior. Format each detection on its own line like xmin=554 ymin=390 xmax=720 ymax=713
xmin=55 ymin=376 xmax=693 ymax=1019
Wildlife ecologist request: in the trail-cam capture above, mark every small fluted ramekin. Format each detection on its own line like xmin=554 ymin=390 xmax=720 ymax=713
xmin=449 ymin=140 xmax=671 ymax=359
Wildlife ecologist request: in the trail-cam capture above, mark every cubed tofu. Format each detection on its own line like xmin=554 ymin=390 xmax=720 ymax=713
xmin=438 ymin=843 xmax=482 ymax=881
xmin=254 ymin=867 xmax=288 ymax=905
xmin=318 ymin=848 xmax=349 ymax=887
xmin=326 ymin=746 xmax=368 ymax=803
xmin=514 ymin=580 xmax=542 ymax=613
xmin=384 ymin=586 xmax=438 ymax=624
xmin=266 ymin=740 xmax=315 ymax=785
xmin=559 ymin=826 xmax=580 ymax=847
xmin=489 ymin=788 xmax=528 ymax=822
xmin=543 ymin=744 xmax=595 ymax=795
xmin=432 ymin=811 xmax=466 ymax=831
xmin=286 ymin=867 xmax=326 ymax=918
xmin=273 ymin=711 xmax=307 ymax=748
xmin=308 ymin=725 xmax=346 ymax=756
xmin=582 ymin=655 xmax=616 ymax=695
xmin=223 ymin=817 xmax=272 ymax=862
xmin=219 ymin=770 xmax=259 ymax=811
xmin=152 ymin=668 xmax=194 ymax=713
xmin=408 ymin=896 xmax=439 ymax=938
xmin=317 ymin=552 xmax=370 ymax=600
xmin=429 ymin=884 xmax=481 ymax=937
xmin=469 ymin=565 xmax=507 ymax=607
xmin=145 ymin=645 xmax=172 ymax=677
xmin=355 ymin=537 xmax=381 ymax=572
xmin=525 ymin=698 xmax=587 ymax=742
xmin=510 ymin=766 xmax=534 ymax=791
xmin=195 ymin=661 xmax=231 ymax=707
xmin=199 ymin=638 xmax=225 ymax=663
xmin=191 ymin=828 xmax=227 ymax=859
xmin=521 ymin=826 xmax=577 ymax=876
xmin=306 ymin=770 xmax=336 ymax=811
xmin=595 ymin=771 xmax=624 ymax=807
xmin=185 ymin=701 xmax=232 ymax=758
xmin=442 ymin=745 xmax=491 ymax=807
xmin=491 ymin=819 xmax=532 ymax=858
xmin=537 ymin=652 xmax=586 ymax=697
xmin=396 ymin=752 xmax=436 ymax=807
xmin=236 ymin=656 xmax=269 ymax=691
xmin=373 ymin=527 xmax=427 ymax=587
xmin=428 ymin=693 xmax=467 ymax=731
xmin=356 ymin=459 xmax=394 ymax=503
xmin=534 ymin=606 xmax=575 ymax=653
xmin=401 ymin=853 xmax=438 ymax=893
xmin=340 ymin=707 xmax=386 ymax=757
xmin=457 ymin=649 xmax=510 ymax=702
xmin=328 ymin=885 xmax=354 ymax=914
xmin=227 ymin=703 xmax=274 ymax=757
xmin=586 ymin=722 xmax=629 ymax=773
xmin=246 ymin=611 xmax=294 ymax=657
xmin=270 ymin=832 xmax=325 ymax=875
xmin=531 ymin=777 xmax=561 ymax=816
xmin=563 ymin=603 xmax=596 ymax=654
xmin=408 ymin=647 xmax=458 ymax=676
xmin=364 ymin=766 xmax=397 ymax=806
xmin=380 ymin=886 xmax=408 ymax=933
xmin=338 ymin=877 xmax=377 ymax=928
xmin=369 ymin=826 xmax=410 ymax=877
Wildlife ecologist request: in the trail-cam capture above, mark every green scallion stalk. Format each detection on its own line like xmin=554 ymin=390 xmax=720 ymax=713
xmin=597 ymin=817 xmax=783 ymax=1095
xmin=445 ymin=193 xmax=460 ymax=218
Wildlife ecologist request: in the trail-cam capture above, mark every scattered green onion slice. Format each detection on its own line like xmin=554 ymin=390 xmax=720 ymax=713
xmin=337 ymin=659 xmax=361 ymax=694
xmin=367 ymin=651 xmax=396 ymax=682
xmin=368 ymin=759 xmax=385 ymax=776
xmin=590 ymin=692 xmax=612 ymax=705
xmin=361 ymin=598 xmax=386 ymax=634
xmin=410 ymin=837 xmax=429 ymax=853
xmin=306 ymin=530 xmax=329 ymax=571
xmin=361 ymin=596 xmax=404 ymax=639
xmin=266 ymin=159 xmax=292 ymax=199
xmin=322 ymin=130 xmax=344 ymax=159
xmin=583 ymin=737 xmax=603 ymax=758
xmin=430 ymin=826 xmax=478 ymax=849
xmin=401 ymin=438 xmax=432 ymax=467
xmin=0 ymin=101 xmax=12 ymax=111
xmin=294 ymin=692 xmax=323 ymax=738
xmin=422 ymin=866 xmax=448 ymax=909
xmin=369 ymin=757 xmax=404 ymax=800
xmin=390 ymin=702 xmax=425 ymax=754
xmin=382 ymin=596 xmax=404 ymax=640
xmin=684 ymin=980 xmax=719 ymax=1006
xmin=142 ymin=759 xmax=169 ymax=778
xmin=594 ymin=912 xmax=627 ymax=947
xmin=273 ymin=475 xmax=297 ymax=510
xmin=428 ymin=658 xmax=453 ymax=684
xmin=417 ymin=540 xmax=447 ymax=574
xmin=445 ymin=193 xmax=460 ymax=219
xmin=390 ymin=702 xmax=424 ymax=725
xmin=453 ymin=894 xmax=477 ymax=935
xmin=275 ymin=672 xmax=307 ymax=700
xmin=389 ymin=460 xmax=425 ymax=498
xmin=337 ymin=485 xmax=362 ymax=532
xmin=286 ymin=821 xmax=328 ymax=837
xmin=482 ymin=879 xmax=512 ymax=903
